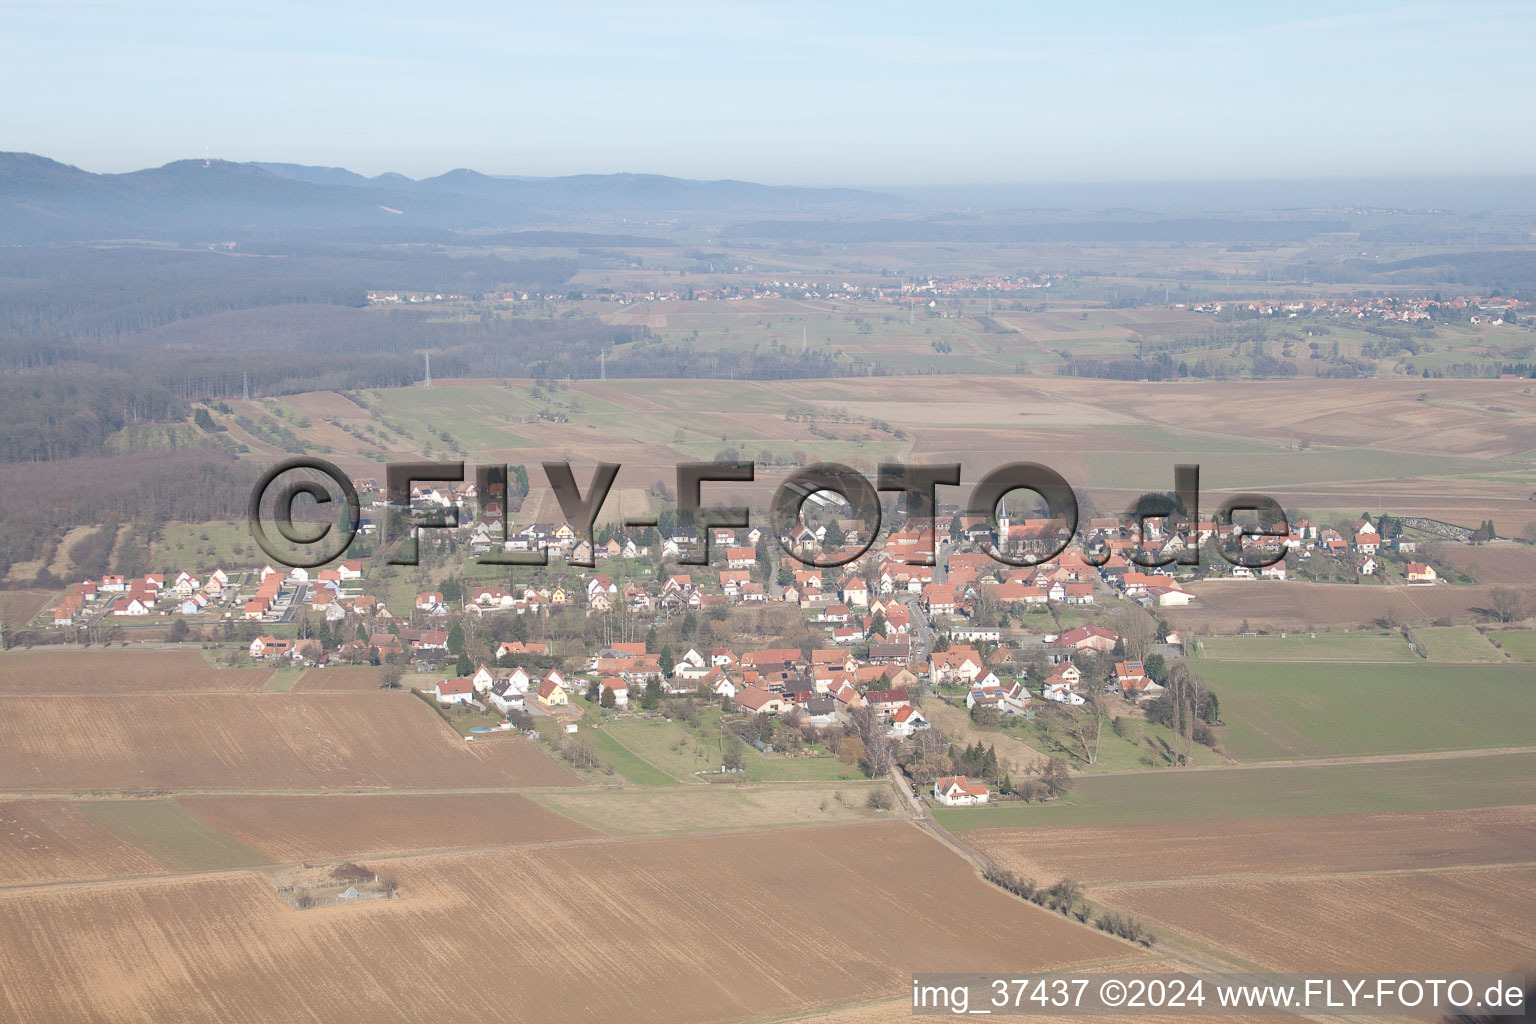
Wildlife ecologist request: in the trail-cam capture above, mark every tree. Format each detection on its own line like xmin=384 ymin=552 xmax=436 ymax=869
xmin=1487 ymin=586 xmax=1528 ymax=624
xmin=454 ymin=651 xmax=473 ymax=677
xmin=585 ymin=677 xmax=602 ymax=702
xmin=380 ymin=663 xmax=405 ymax=690
xmin=823 ymin=518 xmax=846 ymax=550
xmin=1112 ymin=605 xmax=1158 ymax=662
xmin=1143 ymin=652 xmax=1168 ymax=683
xmin=645 ymin=627 xmax=658 ymax=653
xmin=1037 ymin=757 xmax=1072 ymax=798
xmin=1521 ymin=520 xmax=1536 ymax=545
xmin=837 ymin=735 xmax=865 ymax=766
xmin=908 ymin=750 xmax=954 ymax=788
xmin=723 ymin=737 xmax=745 ymax=771
xmin=658 ymin=646 xmax=675 ymax=678
xmin=599 ymin=686 xmax=616 ymax=709
xmin=850 ymin=706 xmax=893 ymax=776
xmin=641 ymin=678 xmax=662 ymax=710
xmin=167 ymin=618 xmax=190 ymax=643
xmin=446 ymin=621 xmax=465 ymax=655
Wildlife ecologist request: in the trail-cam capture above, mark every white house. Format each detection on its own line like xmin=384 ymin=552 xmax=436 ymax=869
xmin=433 ymin=678 xmax=474 ymax=705
xmin=887 ymin=704 xmax=930 ymax=738
xmin=932 ymin=776 xmax=990 ymax=807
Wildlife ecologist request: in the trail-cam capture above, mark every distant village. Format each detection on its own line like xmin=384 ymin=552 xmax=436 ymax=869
xmin=29 ymin=477 xmax=1475 ymax=807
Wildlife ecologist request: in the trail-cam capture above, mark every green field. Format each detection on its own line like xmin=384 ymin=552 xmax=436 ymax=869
xmin=79 ymin=800 xmax=273 ymax=871
xmin=1193 ymin=662 xmax=1536 ymax=761
xmin=533 ymin=781 xmax=898 ymax=835
xmin=586 ymin=727 xmax=680 ymax=786
xmin=1196 ymin=630 xmax=1418 ymax=663
xmin=1409 ymin=625 xmax=1507 ymax=662
xmin=934 ymin=751 xmax=1536 ymax=830
xmin=1489 ymin=630 xmax=1536 ymax=660
xmin=599 ymin=709 xmax=864 ymax=784
xmin=153 ymin=521 xmax=259 ymax=569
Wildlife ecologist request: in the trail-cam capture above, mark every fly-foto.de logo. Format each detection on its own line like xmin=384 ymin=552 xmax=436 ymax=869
xmin=248 ymin=458 xmax=1289 ymax=572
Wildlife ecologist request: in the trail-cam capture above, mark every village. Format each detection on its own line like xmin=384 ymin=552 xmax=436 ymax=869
xmin=22 ymin=476 xmax=1486 ymax=812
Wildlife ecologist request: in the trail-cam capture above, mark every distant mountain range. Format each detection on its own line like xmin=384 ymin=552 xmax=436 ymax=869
xmin=0 ymin=153 xmax=907 ymax=242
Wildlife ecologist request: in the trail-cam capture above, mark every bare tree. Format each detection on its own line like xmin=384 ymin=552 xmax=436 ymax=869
xmin=1487 ymin=586 xmax=1528 ymax=624
xmin=1162 ymin=661 xmax=1199 ymax=766
xmin=1112 ymin=605 xmax=1158 ymax=662
xmin=913 ymin=724 xmax=947 ymax=757
xmin=850 ymin=706 xmax=893 ymax=777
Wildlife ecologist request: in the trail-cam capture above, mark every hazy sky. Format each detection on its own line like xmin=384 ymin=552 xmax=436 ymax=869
xmin=4 ymin=1 xmax=1533 ymax=184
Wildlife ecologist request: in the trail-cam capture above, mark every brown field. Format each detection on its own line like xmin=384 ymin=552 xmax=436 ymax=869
xmin=178 ymin=792 xmax=598 ymax=860
xmin=0 ymin=800 xmax=159 ymax=885
xmin=1167 ymin=579 xmax=1534 ymax=632
xmin=968 ymin=806 xmax=1536 ymax=886
xmin=1440 ymin=543 xmax=1536 ymax=586
xmin=787 ymin=1003 xmax=1271 ymax=1024
xmin=291 ymin=665 xmax=384 ymax=691
xmin=0 ymin=588 xmax=52 ymax=627
xmin=0 ymin=822 xmax=1135 ymax=1023
xmin=0 ymin=692 xmax=581 ymax=791
xmin=0 ymin=650 xmax=273 ymax=695
xmin=1093 ymin=865 xmax=1536 ymax=973
xmin=785 ymin=962 xmax=1272 ymax=1024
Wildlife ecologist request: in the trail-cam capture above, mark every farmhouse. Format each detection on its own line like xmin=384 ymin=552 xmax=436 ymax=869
xmin=933 ymin=776 xmax=990 ymax=806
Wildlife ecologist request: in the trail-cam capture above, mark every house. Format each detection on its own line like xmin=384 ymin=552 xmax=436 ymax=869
xmin=1047 ymin=625 xmax=1118 ymax=656
xmin=1354 ymin=534 xmax=1380 ymax=555
xmin=1041 ymin=662 xmax=1083 ymax=703
xmin=1114 ymin=660 xmax=1164 ymax=701
xmin=1147 ymin=585 xmax=1194 ymax=607
xmin=470 ymin=664 xmax=497 ymax=693
xmin=932 ymin=776 xmax=989 ymax=807
xmin=249 ymin=635 xmax=290 ymax=659
xmin=921 ymin=583 xmax=959 ymax=617
xmin=928 ymin=647 xmax=984 ymax=685
xmin=1406 ymin=562 xmax=1438 ymax=583
xmin=496 ymin=641 xmax=549 ymax=660
xmin=735 ymin=685 xmax=785 ymax=714
xmin=1357 ymin=556 xmax=1378 ymax=576
xmin=600 ymin=677 xmax=629 ymax=707
xmin=536 ymin=677 xmax=568 ymax=708
xmin=888 ymin=704 xmax=929 ymax=738
xmin=433 ymin=678 xmax=475 ymax=706
xmin=864 ymin=687 xmax=912 ymax=717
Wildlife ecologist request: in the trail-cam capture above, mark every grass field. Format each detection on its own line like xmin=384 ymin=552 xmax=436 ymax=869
xmin=152 ymin=521 xmax=258 ymax=569
xmin=1488 ymin=629 xmax=1536 ymax=659
xmin=599 ymin=710 xmax=864 ymax=784
xmin=1196 ymin=631 xmax=1418 ymax=662
xmin=1407 ymin=625 xmax=1506 ymax=661
xmin=533 ymin=781 xmax=901 ymax=835
xmin=78 ymin=800 xmax=273 ymax=871
xmin=1192 ymin=662 xmax=1536 ymax=761
xmin=586 ymin=727 xmax=680 ymax=786
xmin=932 ymin=751 xmax=1536 ymax=830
